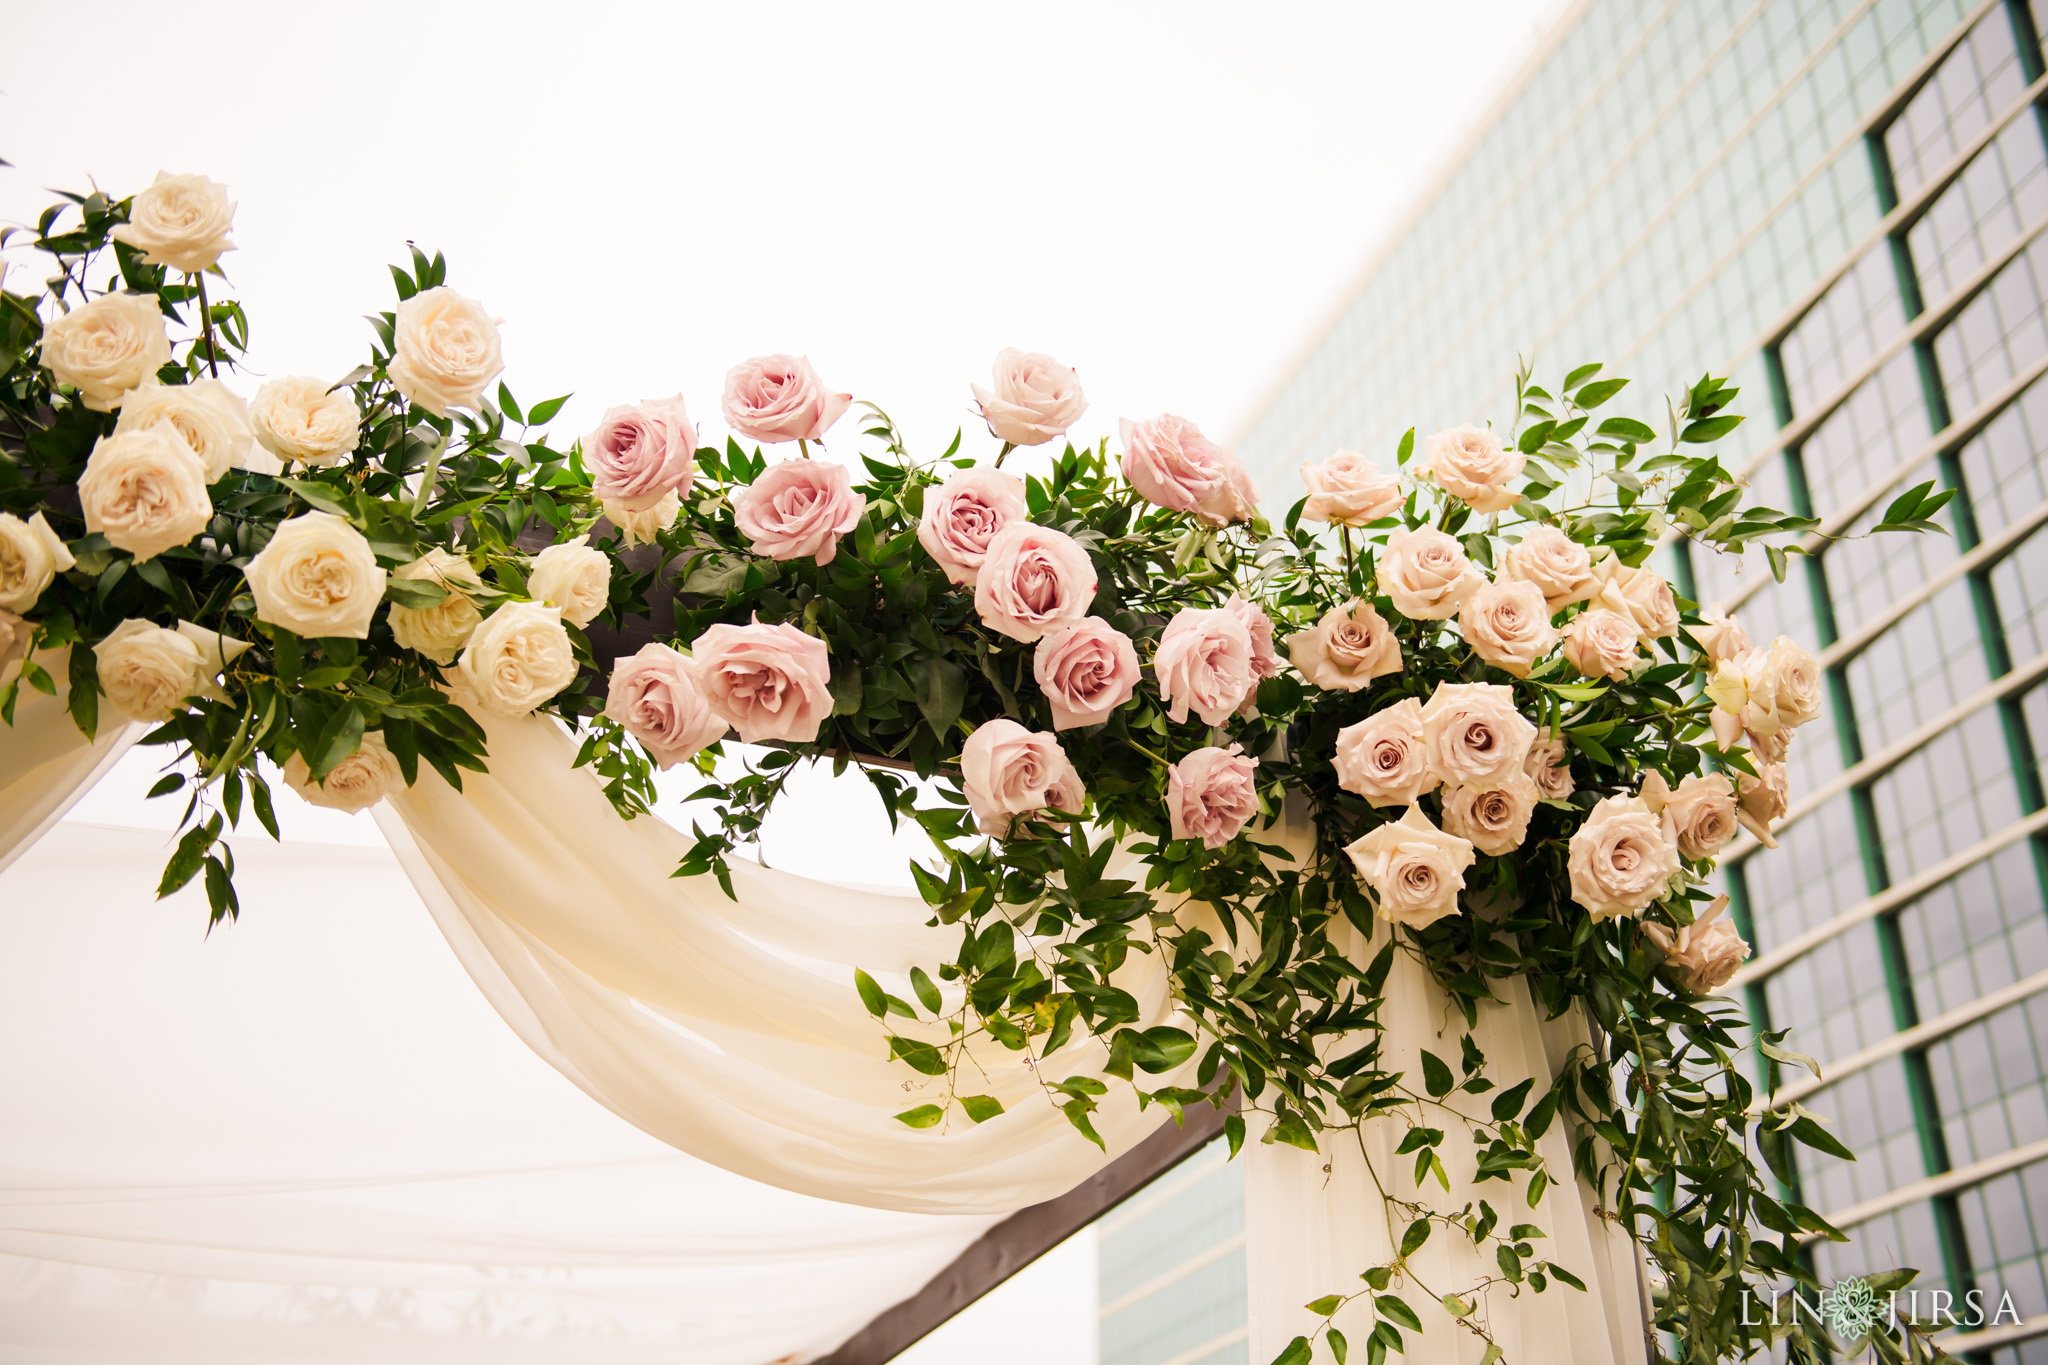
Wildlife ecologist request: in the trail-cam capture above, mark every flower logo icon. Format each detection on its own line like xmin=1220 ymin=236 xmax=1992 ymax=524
xmin=1826 ymin=1277 xmax=1884 ymax=1340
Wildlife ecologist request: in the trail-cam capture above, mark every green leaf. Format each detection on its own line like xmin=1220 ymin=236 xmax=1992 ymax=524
xmin=1490 ymin=1078 xmax=1535 ymax=1121
xmin=910 ymin=654 xmax=967 ymax=740
xmin=1441 ymin=1292 xmax=1473 ymax=1318
xmin=384 ymin=576 xmax=451 ymax=609
xmin=1374 ymin=1295 xmax=1423 ymax=1332
xmin=1788 ymin=1113 xmax=1856 ymax=1162
xmin=1272 ymin=1336 xmax=1313 ymax=1365
xmin=1593 ymin=415 xmax=1656 ymax=443
xmin=156 ymin=816 xmax=220 ymax=899
xmin=1399 ymin=1218 xmax=1431 ymax=1258
xmin=1680 ymin=413 xmax=1742 ymax=443
xmin=1135 ymin=1025 xmax=1197 ymax=1074
xmin=854 ymin=968 xmax=887 ymax=1018
xmin=1306 ymin=1295 xmax=1345 ymax=1317
xmin=887 ymin=1036 xmax=947 ymax=1075
xmin=1420 ymin=1050 xmax=1454 ymax=1098
xmin=1395 ymin=428 xmax=1415 ymax=465
xmin=1328 ymin=1327 xmax=1348 ymax=1364
xmin=1574 ymin=378 xmax=1629 ymax=408
xmin=910 ymin=965 xmax=943 ymax=1014
xmin=893 ymin=1104 xmax=945 ymax=1128
xmin=959 ymin=1094 xmax=1004 ymax=1124
xmin=527 ymin=393 xmax=571 ymax=426
xmin=1562 ymin=362 xmax=1603 ymax=392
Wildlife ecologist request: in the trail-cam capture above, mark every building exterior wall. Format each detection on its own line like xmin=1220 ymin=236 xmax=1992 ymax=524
xmin=1099 ymin=3 xmax=2048 ymax=1361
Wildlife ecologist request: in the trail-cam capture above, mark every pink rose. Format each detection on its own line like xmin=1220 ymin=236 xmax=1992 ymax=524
xmin=917 ymin=466 xmax=1028 ymax=587
xmin=605 ymin=643 xmax=728 ymax=768
xmin=1168 ymin=745 xmax=1260 ymax=849
xmin=1440 ymin=772 xmax=1539 ymax=857
xmin=688 ymin=617 xmax=834 ymax=743
xmin=1154 ymin=606 xmax=1254 ymax=726
xmin=1419 ymin=424 xmax=1524 ymax=514
xmin=1343 ymin=804 xmax=1473 ymax=930
xmin=1642 ymin=896 xmax=1750 ymax=994
xmin=1033 ymin=618 xmax=1140 ymax=730
xmin=972 ymin=348 xmax=1088 ymax=446
xmin=1687 ymin=603 xmax=1751 ymax=663
xmin=1288 ymin=598 xmax=1403 ymax=692
xmin=1300 ymin=451 xmax=1403 ymax=526
xmin=585 ymin=395 xmax=697 ymax=512
xmin=974 ymin=521 xmax=1098 ymax=642
xmin=1458 ymin=578 xmax=1558 ymax=678
xmin=1119 ymin=415 xmax=1258 ymax=526
xmin=1380 ymin=527 xmax=1483 ymax=620
xmin=1333 ymin=698 xmax=1435 ymax=807
xmin=722 ymin=354 xmax=852 ymax=444
xmin=732 ymin=459 xmax=866 ymax=565
xmin=1563 ymin=608 xmax=1643 ymax=681
xmin=1419 ymin=681 xmax=1536 ymax=789
xmin=1524 ymin=726 xmax=1574 ymax=800
xmin=961 ymin=718 xmax=1086 ymax=838
xmin=1226 ymin=594 xmax=1285 ymax=680
xmin=1500 ymin=526 xmax=1597 ymax=611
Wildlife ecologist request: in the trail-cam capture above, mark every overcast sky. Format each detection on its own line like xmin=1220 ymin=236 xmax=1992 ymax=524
xmin=6 ymin=4 xmax=1568 ymax=1359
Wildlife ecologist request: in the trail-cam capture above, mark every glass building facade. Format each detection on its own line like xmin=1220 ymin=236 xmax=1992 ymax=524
xmin=1100 ymin=1 xmax=2048 ymax=1361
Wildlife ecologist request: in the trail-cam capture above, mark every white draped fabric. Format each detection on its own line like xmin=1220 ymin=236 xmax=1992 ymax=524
xmin=0 ymin=649 xmax=138 ymax=876
xmin=0 ymin=700 xmax=1642 ymax=1363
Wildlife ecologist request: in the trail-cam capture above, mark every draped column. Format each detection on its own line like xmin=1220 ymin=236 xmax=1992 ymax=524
xmin=0 ymin=648 xmax=139 ymax=875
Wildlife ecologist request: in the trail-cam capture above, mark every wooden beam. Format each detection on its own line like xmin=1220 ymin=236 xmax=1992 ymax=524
xmin=813 ymin=1100 xmax=1236 ymax=1365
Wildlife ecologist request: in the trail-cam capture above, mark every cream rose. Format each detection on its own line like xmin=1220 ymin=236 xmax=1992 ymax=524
xmin=1344 ymin=804 xmax=1474 ymax=930
xmin=387 ymin=548 xmax=483 ymax=664
xmin=1419 ymin=425 xmax=1524 ymax=515
xmin=1458 ymin=579 xmax=1557 ymax=678
xmin=114 ymin=378 xmax=253 ymax=482
xmin=1686 ymin=604 xmax=1750 ymax=663
xmin=1333 ymin=698 xmax=1435 ymax=808
xmin=1567 ymin=794 xmax=1681 ymax=922
xmin=249 ymin=376 xmax=363 ymax=467
xmin=1592 ymin=560 xmax=1679 ymax=640
xmin=1562 ymin=607 xmax=1642 ymax=681
xmin=1641 ymin=770 xmax=1739 ymax=861
xmin=41 ymin=292 xmax=172 ymax=411
xmin=282 ymin=731 xmax=405 ymax=814
xmin=1758 ymin=636 xmax=1824 ymax=728
xmin=0 ymin=610 xmax=29 ymax=690
xmin=604 ymin=492 xmax=680 ymax=547
xmin=918 ymin=466 xmax=1028 ymax=587
xmin=961 ymin=718 xmax=1086 ymax=838
xmin=387 ymin=287 xmax=504 ymax=417
xmin=1287 ymin=598 xmax=1402 ymax=692
xmin=1379 ymin=527 xmax=1483 ymax=620
xmin=688 ymin=617 xmax=834 ymax=743
xmin=605 ymin=643 xmax=728 ymax=768
xmin=1441 ymin=771 xmax=1539 ymax=857
xmin=110 ymin=172 xmax=236 ymax=273
xmin=527 ymin=534 xmax=612 ymax=628
xmin=91 ymin=619 xmax=205 ymax=722
xmin=1033 ymin=618 xmax=1141 ymax=730
xmin=1167 ymin=745 xmax=1260 ymax=849
xmin=1300 ymin=451 xmax=1402 ymax=526
xmin=1499 ymin=525 xmax=1596 ymax=610
xmin=1419 ymin=681 xmax=1536 ymax=789
xmin=722 ymin=355 xmax=852 ymax=445
xmin=974 ymin=522 xmax=1097 ymax=643
xmin=0 ymin=511 xmax=76 ymax=613
xmin=1523 ymin=726 xmax=1574 ymax=801
xmin=243 ymin=512 xmax=387 ymax=639
xmin=456 ymin=602 xmax=578 ymax=718
xmin=1642 ymin=896 xmax=1750 ymax=994
xmin=972 ymin=349 xmax=1088 ymax=446
xmin=1736 ymin=761 xmax=1789 ymax=847
xmin=1154 ymin=606 xmax=1254 ymax=726
xmin=77 ymin=427 xmax=211 ymax=561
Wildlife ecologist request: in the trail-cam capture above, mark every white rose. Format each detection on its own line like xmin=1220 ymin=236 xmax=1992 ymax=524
xmin=1343 ymin=804 xmax=1474 ymax=930
xmin=1567 ymin=794 xmax=1681 ymax=922
xmin=603 ymin=491 xmax=680 ymax=548
xmin=0 ymin=511 xmax=76 ymax=612
xmin=527 ymin=534 xmax=611 ymax=628
xmin=387 ymin=548 xmax=483 ymax=664
xmin=456 ymin=602 xmax=578 ymax=718
xmin=114 ymin=379 xmax=254 ymax=483
xmin=1686 ymin=604 xmax=1750 ymax=663
xmin=387 ymin=286 xmax=504 ymax=417
xmin=281 ymin=730 xmax=405 ymax=813
xmin=243 ymin=512 xmax=388 ymax=639
xmin=1380 ymin=526 xmax=1483 ymax=620
xmin=1440 ymin=771 xmax=1539 ymax=857
xmin=91 ymin=619 xmax=203 ymax=722
xmin=110 ymin=172 xmax=236 ymax=273
xmin=1591 ymin=559 xmax=1679 ymax=640
xmin=249 ymin=376 xmax=363 ymax=467
xmin=971 ymin=348 xmax=1088 ymax=446
xmin=41 ymin=292 xmax=172 ymax=411
xmin=77 ymin=427 xmax=212 ymax=561
xmin=1758 ymin=635 xmax=1823 ymax=728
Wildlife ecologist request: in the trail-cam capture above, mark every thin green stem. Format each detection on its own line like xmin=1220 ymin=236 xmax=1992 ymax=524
xmin=410 ymin=430 xmax=451 ymax=519
xmin=192 ymin=271 xmax=220 ymax=377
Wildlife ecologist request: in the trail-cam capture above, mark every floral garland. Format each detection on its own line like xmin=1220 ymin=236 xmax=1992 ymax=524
xmin=0 ymin=175 xmax=1961 ymax=1364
